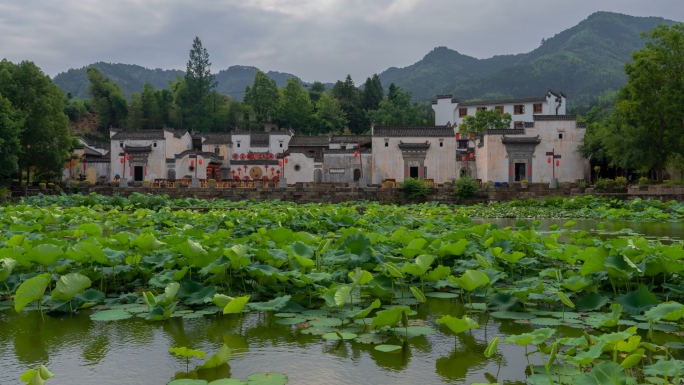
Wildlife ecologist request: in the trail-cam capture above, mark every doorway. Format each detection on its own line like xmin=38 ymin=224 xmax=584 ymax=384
xmin=353 ymin=169 xmax=361 ymax=181
xmin=514 ymin=163 xmax=526 ymax=181
xmin=314 ymin=169 xmax=322 ymax=183
xmin=409 ymin=167 xmax=419 ymax=178
xmin=134 ymin=166 xmax=144 ymax=181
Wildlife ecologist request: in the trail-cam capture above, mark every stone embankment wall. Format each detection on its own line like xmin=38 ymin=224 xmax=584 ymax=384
xmin=9 ymin=182 xmax=684 ymax=204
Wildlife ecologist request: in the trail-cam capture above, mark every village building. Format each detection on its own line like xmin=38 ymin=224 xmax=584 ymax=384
xmin=65 ymin=137 xmax=110 ymax=183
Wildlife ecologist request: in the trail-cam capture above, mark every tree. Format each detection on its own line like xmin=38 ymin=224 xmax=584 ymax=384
xmin=362 ymin=74 xmax=383 ymax=111
xmin=243 ymin=71 xmax=280 ymax=123
xmin=274 ymin=78 xmax=313 ymax=132
xmin=308 ymin=81 xmax=326 ymax=105
xmin=127 ymin=92 xmax=144 ymax=129
xmin=0 ymin=94 xmax=22 ymax=178
xmin=182 ymin=37 xmax=217 ymax=131
xmin=0 ymin=60 xmax=72 ymax=180
xmin=141 ymin=82 xmax=160 ymax=129
xmin=331 ymin=75 xmax=365 ymax=133
xmin=365 ymin=85 xmax=423 ymax=127
xmin=458 ymin=109 xmax=513 ymax=136
xmin=314 ymin=93 xmax=348 ymax=133
xmin=87 ymin=67 xmax=128 ymax=130
xmin=580 ymin=24 xmax=684 ymax=180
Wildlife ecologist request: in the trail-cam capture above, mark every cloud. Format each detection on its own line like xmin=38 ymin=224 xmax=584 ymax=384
xmin=0 ymin=0 xmax=682 ymax=84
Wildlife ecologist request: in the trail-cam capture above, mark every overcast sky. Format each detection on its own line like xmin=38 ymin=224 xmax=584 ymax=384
xmin=1 ymin=0 xmax=682 ymax=83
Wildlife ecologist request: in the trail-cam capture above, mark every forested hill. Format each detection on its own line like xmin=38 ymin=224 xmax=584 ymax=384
xmin=380 ymin=12 xmax=676 ymax=106
xmin=53 ymin=63 xmax=301 ymax=100
xmin=53 ymin=12 xmax=677 ymax=108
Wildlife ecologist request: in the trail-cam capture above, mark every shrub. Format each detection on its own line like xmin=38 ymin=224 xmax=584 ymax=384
xmin=142 ymin=179 xmax=150 ymax=183
xmin=594 ymin=178 xmax=607 ymax=190
xmin=577 ymin=180 xmax=586 ymax=189
xmin=47 ymin=183 xmax=54 ymax=187
xmin=638 ymin=177 xmax=650 ymax=185
xmin=83 ymin=180 xmax=92 ymax=184
xmin=39 ymin=183 xmax=46 ymax=187
xmin=454 ymin=176 xmax=479 ymax=200
xmin=0 ymin=187 xmax=8 ymax=195
xmin=399 ymin=178 xmax=432 ymax=199
xmin=614 ymin=177 xmax=627 ymax=189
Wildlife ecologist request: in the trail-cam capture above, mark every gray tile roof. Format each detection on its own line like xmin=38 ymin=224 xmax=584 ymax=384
xmin=123 ymin=145 xmax=153 ymax=153
xmin=330 ymin=135 xmax=371 ymax=144
xmin=250 ymin=133 xmax=269 ymax=147
xmin=373 ymin=126 xmax=455 ymax=137
xmin=533 ymin=115 xmax=577 ymax=121
xmin=458 ymin=96 xmax=547 ymax=107
xmin=111 ymin=130 xmax=165 ymax=140
xmin=289 ymin=136 xmax=330 ymax=146
xmin=202 ymin=133 xmax=233 ymax=145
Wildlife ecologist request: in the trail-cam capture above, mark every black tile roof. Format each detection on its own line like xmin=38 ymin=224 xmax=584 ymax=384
xmin=202 ymin=133 xmax=233 ymax=144
xmin=111 ymin=130 xmax=165 ymax=140
xmin=373 ymin=126 xmax=455 ymax=137
xmin=398 ymin=141 xmax=431 ymax=150
xmin=330 ymin=135 xmax=371 ymax=144
xmin=289 ymin=136 xmax=329 ymax=146
xmin=250 ymin=133 xmax=269 ymax=147
xmin=501 ymin=136 xmax=541 ymax=145
xmin=123 ymin=145 xmax=153 ymax=153
xmin=458 ymin=96 xmax=547 ymax=107
xmin=533 ymin=115 xmax=577 ymax=121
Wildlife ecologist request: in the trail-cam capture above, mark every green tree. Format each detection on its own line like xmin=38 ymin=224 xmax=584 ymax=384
xmin=0 ymin=94 xmax=22 ymax=178
xmin=308 ymin=81 xmax=327 ymax=105
xmin=365 ymin=85 xmax=423 ymax=126
xmin=183 ymin=37 xmax=217 ymax=131
xmin=244 ymin=71 xmax=280 ymax=123
xmin=127 ymin=92 xmax=144 ymax=129
xmin=141 ymin=82 xmax=160 ymax=129
xmin=87 ymin=67 xmax=128 ymax=130
xmin=314 ymin=93 xmax=348 ymax=133
xmin=275 ymin=78 xmax=313 ymax=132
xmin=458 ymin=109 xmax=513 ymax=136
xmin=581 ymin=24 xmax=684 ymax=180
xmin=0 ymin=60 xmax=72 ymax=180
xmin=155 ymin=88 xmax=174 ymax=128
xmin=362 ymin=74 xmax=383 ymax=111
xmin=331 ymin=75 xmax=365 ymax=133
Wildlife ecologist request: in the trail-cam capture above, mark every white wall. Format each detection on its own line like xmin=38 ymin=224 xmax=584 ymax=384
xmin=531 ymin=120 xmax=584 ymax=183
xmin=432 ymin=98 xmax=457 ymax=126
xmin=269 ymin=133 xmax=291 ymax=154
xmin=371 ymin=135 xmax=457 ymax=184
xmin=284 ymin=153 xmax=315 ymax=183
xmin=109 ymin=139 xmax=167 ymax=181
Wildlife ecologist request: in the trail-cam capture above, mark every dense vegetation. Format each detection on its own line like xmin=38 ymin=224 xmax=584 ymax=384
xmin=2 ymin=197 xmax=684 ymax=384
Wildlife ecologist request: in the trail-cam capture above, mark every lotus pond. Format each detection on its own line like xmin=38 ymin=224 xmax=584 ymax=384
xmin=3 ymin=197 xmax=684 ymax=385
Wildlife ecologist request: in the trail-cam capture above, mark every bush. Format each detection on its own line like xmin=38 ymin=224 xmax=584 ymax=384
xmin=0 ymin=187 xmax=8 ymax=195
xmin=594 ymin=178 xmax=607 ymax=190
xmin=454 ymin=176 xmax=479 ymax=200
xmin=614 ymin=177 xmax=627 ymax=189
xmin=638 ymin=177 xmax=650 ymax=185
xmin=577 ymin=180 xmax=587 ymax=189
xmin=399 ymin=178 xmax=432 ymax=199
xmin=39 ymin=183 xmax=46 ymax=187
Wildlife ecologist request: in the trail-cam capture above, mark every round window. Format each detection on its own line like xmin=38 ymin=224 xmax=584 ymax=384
xmin=294 ymin=165 xmax=301 ymax=172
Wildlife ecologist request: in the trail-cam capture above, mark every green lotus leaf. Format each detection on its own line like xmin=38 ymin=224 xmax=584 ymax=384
xmin=248 ymin=295 xmax=291 ymax=312
xmin=275 ymin=317 xmax=307 ymax=325
xmin=449 ymin=270 xmax=489 ymax=292
xmin=409 ymin=286 xmax=426 ymax=303
xmin=208 ymin=380 xmax=247 ymax=385
xmin=556 ymin=291 xmax=575 ymax=308
xmin=176 ymin=239 xmax=213 ymax=268
xmin=505 ymin=328 xmax=555 ymax=346
xmin=572 ymin=360 xmax=626 ymax=385
xmin=197 ymin=344 xmax=231 ymax=369
xmin=401 ymin=255 xmax=434 ymax=277
xmin=561 ymin=276 xmax=592 ymax=292
xmin=76 ymin=223 xmax=103 ymax=237
xmin=15 ymin=273 xmax=51 ymax=312
xmin=74 ymin=289 xmax=105 ymax=303
xmin=287 ymin=241 xmax=314 ymax=259
xmin=424 ymin=265 xmax=451 ymax=281
xmin=351 ymin=299 xmax=381 ymax=319
xmin=576 ymin=293 xmax=609 ymax=311
xmin=567 ymin=341 xmax=607 ymax=366
xmin=222 ymin=296 xmax=249 ymax=315
xmin=424 ymin=292 xmax=459 ymax=299
xmin=90 ymin=309 xmax=133 ymax=321
xmin=21 ymin=365 xmax=54 ymax=385
xmin=349 ymin=268 xmax=373 ymax=286
xmin=322 ymin=331 xmax=357 ymax=340
xmin=27 ymin=244 xmax=64 ymax=267
xmin=615 ymin=284 xmax=659 ymax=315
xmin=354 ymin=333 xmax=387 ymax=344
xmin=484 ymin=337 xmax=499 ymax=358
xmin=131 ymin=233 xmax=166 ymax=253
xmin=620 ymin=348 xmax=645 ymax=368
xmin=393 ymin=326 xmax=436 ymax=337
xmin=169 ymin=346 xmax=207 ymax=358
xmin=309 ymin=317 xmax=343 ymax=327
xmin=167 ymin=380 xmax=207 ymax=385
xmin=644 ymin=301 xmax=684 ymax=322
xmin=438 ymin=239 xmax=469 ymax=257
xmin=334 ymin=285 xmax=352 ymax=307
xmin=374 ymin=344 xmax=402 ymax=353
xmin=529 ymin=318 xmax=563 ymax=326
xmin=0 ymin=258 xmax=17 ymax=282
xmin=266 ymin=227 xmax=295 ymax=245
xmin=383 ymin=262 xmax=404 ymax=278
xmin=370 ymin=305 xmax=409 ymax=330
xmin=436 ymin=315 xmax=479 ymax=334
xmin=490 ymin=311 xmax=534 ymax=320
xmin=212 ymin=294 xmax=233 ymax=308
xmin=51 ymin=273 xmax=91 ymax=301
xmin=179 ymin=281 xmax=216 ymax=306
xmin=245 ymin=372 xmax=288 ymax=385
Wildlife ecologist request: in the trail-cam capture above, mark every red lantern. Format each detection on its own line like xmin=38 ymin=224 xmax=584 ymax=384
xmin=354 ymin=151 xmax=359 ymax=157
xmin=126 ymin=154 xmax=131 ymax=161
xmin=198 ymin=158 xmax=203 ymax=165
xmin=461 ymin=156 xmax=466 ymax=162
xmin=244 ymin=176 xmax=250 ymax=180
xmin=268 ymin=153 xmax=274 ymax=159
xmin=232 ymin=153 xmax=238 ymax=160
xmin=231 ymin=170 xmax=235 ymax=175
xmin=71 ymin=160 xmax=77 ymax=166
xmin=556 ymin=160 xmax=560 ymax=166
xmin=276 ymin=170 xmax=280 ymax=174
xmin=65 ymin=163 xmax=70 ymax=169
xmin=265 ymin=164 xmax=269 ymax=170
xmin=262 ymin=176 xmax=268 ymax=181
xmin=190 ymin=160 xmax=195 ymax=166
xmin=243 ymin=164 xmax=248 ymax=170
xmin=278 ymin=161 xmax=283 ymax=166
xmin=284 ymin=158 xmax=288 ymax=164
xmin=547 ymin=157 xmax=551 ymax=163
xmin=240 ymin=153 xmax=246 ymax=160
xmin=469 ymin=153 xmax=473 ymax=159
xmin=119 ymin=158 xmax=124 ymax=164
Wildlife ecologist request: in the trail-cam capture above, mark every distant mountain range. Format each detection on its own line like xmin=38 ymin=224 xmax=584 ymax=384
xmin=52 ymin=12 xmax=677 ymax=108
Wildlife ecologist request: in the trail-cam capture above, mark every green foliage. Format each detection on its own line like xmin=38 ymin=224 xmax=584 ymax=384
xmin=244 ymin=70 xmax=280 ymax=122
xmin=274 ymin=78 xmax=313 ymax=132
xmin=0 ymin=93 xmax=21 ymax=178
xmin=365 ymin=85 xmax=422 ymax=126
xmin=454 ymin=176 xmax=479 ymax=200
xmin=87 ymin=66 xmax=129 ymax=130
xmin=398 ymin=178 xmax=432 ymax=199
xmin=458 ymin=109 xmax=512 ymax=136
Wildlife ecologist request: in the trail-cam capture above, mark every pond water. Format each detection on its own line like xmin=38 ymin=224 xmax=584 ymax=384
xmin=1 ymin=219 xmax=682 ymax=385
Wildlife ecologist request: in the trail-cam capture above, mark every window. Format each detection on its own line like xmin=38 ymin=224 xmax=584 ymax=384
xmin=476 ymin=107 xmax=487 ymax=112
xmin=237 ymin=141 xmax=241 ymax=148
xmin=514 ymin=121 xmax=523 ymax=128
xmin=533 ymin=104 xmax=543 ymax=114
xmin=559 ymin=133 xmax=563 ymax=139
xmin=279 ymin=142 xmax=283 ymax=148
xmin=439 ymin=139 xmax=444 ymax=148
xmin=294 ymin=165 xmax=301 ymax=172
xmin=384 ymin=142 xmax=389 ymax=147
xmin=153 ymin=142 xmax=157 ymax=148
xmin=514 ymin=105 xmax=525 ymax=115
xmin=457 ymin=140 xmax=468 ymax=149
xmin=119 ymin=142 xmax=123 ymax=148
xmin=459 ymin=108 xmax=468 ymax=117
xmin=495 ymin=106 xmax=504 ymax=115
xmin=214 ymin=147 xmax=220 ymax=154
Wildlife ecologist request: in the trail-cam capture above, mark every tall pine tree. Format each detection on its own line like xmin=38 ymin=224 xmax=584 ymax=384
xmin=362 ymin=74 xmax=383 ymax=111
xmin=183 ymin=37 xmax=217 ymax=131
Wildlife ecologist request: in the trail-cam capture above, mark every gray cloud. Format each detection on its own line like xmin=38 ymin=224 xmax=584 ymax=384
xmin=1 ymin=0 xmax=682 ymax=83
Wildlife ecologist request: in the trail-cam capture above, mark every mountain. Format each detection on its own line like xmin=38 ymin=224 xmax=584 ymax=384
xmin=53 ymin=63 xmax=301 ymax=100
xmin=53 ymin=12 xmax=678 ymax=108
xmin=379 ymin=12 xmax=676 ymax=107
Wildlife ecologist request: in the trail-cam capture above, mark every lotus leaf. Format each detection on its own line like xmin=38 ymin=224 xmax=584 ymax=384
xmin=322 ymin=331 xmax=357 ymax=340
xmin=130 ymin=233 xmax=166 ymax=252
xmin=15 ymin=273 xmax=51 ymax=312
xmin=436 ymin=315 xmax=479 ymax=334
xmin=26 ymin=244 xmax=64 ymax=267
xmin=248 ymin=295 xmax=291 ymax=312
xmin=0 ymin=258 xmax=17 ymax=282
xmin=490 ymin=311 xmax=534 ymax=320
xmin=424 ymin=265 xmax=451 ymax=281
xmin=370 ymin=305 xmax=409 ymax=330
xmin=374 ymin=344 xmax=402 ymax=353
xmin=208 ymin=380 xmax=247 ymax=385
xmin=354 ymin=333 xmax=387 ymax=344
xmin=449 ymin=270 xmax=489 ymax=292
xmin=212 ymin=294 xmax=233 ymax=308
xmin=223 ymin=296 xmax=250 ymax=314
xmin=197 ymin=344 xmax=231 ymax=369
xmin=572 ymin=361 xmax=626 ymax=385
xmin=167 ymin=380 xmax=207 ymax=385
xmin=393 ymin=326 xmax=436 ymax=337
xmin=576 ymin=293 xmax=609 ymax=311
xmin=51 ymin=273 xmax=91 ymax=301
xmin=505 ymin=328 xmax=555 ymax=346
xmin=90 ymin=309 xmax=133 ymax=321
xmin=351 ymin=299 xmax=381 ymax=319
xmin=643 ymin=358 xmax=684 ymax=377
xmin=74 ymin=289 xmax=105 ymax=303
xmin=409 ymin=286 xmax=426 ymax=303
xmin=644 ymin=301 xmax=684 ymax=322
xmin=615 ymin=284 xmax=659 ymax=315
xmin=401 ymin=254 xmax=434 ymax=277
xmin=21 ymin=365 xmax=54 ymax=385
xmin=246 ymin=372 xmax=288 ymax=385
xmin=484 ymin=337 xmax=499 ymax=358
xmin=179 ymin=281 xmax=216 ymax=306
